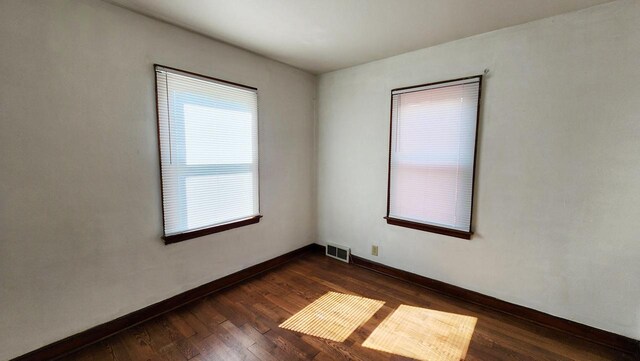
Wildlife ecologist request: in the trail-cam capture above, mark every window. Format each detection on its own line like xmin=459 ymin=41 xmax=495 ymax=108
xmin=386 ymin=76 xmax=482 ymax=239
xmin=155 ymin=65 xmax=260 ymax=244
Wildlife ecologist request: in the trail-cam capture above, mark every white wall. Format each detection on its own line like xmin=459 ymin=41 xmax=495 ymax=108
xmin=318 ymin=0 xmax=640 ymax=339
xmin=0 ymin=1 xmax=316 ymax=359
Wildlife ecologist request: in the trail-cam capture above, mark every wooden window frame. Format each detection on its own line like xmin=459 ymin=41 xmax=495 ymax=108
xmin=154 ymin=64 xmax=261 ymax=245
xmin=384 ymin=75 xmax=483 ymax=240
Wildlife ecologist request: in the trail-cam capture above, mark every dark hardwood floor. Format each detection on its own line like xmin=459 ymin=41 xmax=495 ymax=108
xmin=63 ymin=253 xmax=633 ymax=361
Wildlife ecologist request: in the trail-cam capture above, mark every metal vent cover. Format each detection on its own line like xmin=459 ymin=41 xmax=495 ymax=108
xmin=326 ymin=243 xmax=350 ymax=263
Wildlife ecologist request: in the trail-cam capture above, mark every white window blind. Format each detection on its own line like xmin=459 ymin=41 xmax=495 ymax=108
xmin=388 ymin=77 xmax=481 ymax=236
xmin=155 ymin=66 xmax=260 ymax=239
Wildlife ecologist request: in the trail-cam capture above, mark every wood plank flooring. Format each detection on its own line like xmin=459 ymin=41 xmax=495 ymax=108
xmin=63 ymin=253 xmax=634 ymax=361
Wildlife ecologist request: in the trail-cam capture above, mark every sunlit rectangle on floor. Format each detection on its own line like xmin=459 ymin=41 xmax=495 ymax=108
xmin=279 ymin=291 xmax=385 ymax=342
xmin=362 ymin=305 xmax=477 ymax=361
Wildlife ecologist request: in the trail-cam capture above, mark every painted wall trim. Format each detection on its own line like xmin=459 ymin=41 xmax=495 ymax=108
xmin=10 ymin=244 xmax=316 ymax=361
xmin=343 ymin=249 xmax=639 ymax=358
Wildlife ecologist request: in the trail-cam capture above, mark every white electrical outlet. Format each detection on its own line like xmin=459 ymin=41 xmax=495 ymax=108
xmin=371 ymin=245 xmax=379 ymax=256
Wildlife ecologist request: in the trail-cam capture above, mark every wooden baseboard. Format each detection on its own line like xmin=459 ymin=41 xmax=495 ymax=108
xmin=345 ymin=251 xmax=639 ymax=358
xmin=11 ymin=244 xmax=316 ymax=361
xmin=310 ymin=242 xmax=327 ymax=253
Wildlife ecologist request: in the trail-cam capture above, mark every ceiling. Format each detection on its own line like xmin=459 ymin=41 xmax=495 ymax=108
xmin=109 ymin=0 xmax=612 ymax=74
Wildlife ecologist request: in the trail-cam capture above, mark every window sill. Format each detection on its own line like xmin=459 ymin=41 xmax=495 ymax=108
xmin=384 ymin=216 xmax=472 ymax=240
xmin=164 ymin=215 xmax=262 ymax=245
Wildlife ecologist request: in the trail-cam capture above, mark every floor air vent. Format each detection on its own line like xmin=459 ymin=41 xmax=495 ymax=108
xmin=326 ymin=243 xmax=350 ymax=263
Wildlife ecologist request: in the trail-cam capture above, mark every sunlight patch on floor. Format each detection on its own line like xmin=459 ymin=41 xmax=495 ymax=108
xmin=279 ymin=292 xmax=385 ymax=342
xmin=362 ymin=305 xmax=477 ymax=361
